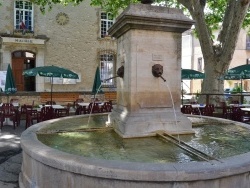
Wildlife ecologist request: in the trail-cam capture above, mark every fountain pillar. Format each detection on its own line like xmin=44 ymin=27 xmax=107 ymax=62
xmin=108 ymin=3 xmax=195 ymax=138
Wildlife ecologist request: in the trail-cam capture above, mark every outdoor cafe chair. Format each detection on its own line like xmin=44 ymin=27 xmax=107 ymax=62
xmin=240 ymin=109 xmax=250 ymax=123
xmin=231 ymin=107 xmax=250 ymax=123
xmin=25 ymin=109 xmax=39 ymax=129
xmin=0 ymin=103 xmax=19 ymax=129
xmin=88 ymin=102 xmax=100 ymax=113
xmin=201 ymin=104 xmax=214 ymax=116
xmin=231 ymin=107 xmax=242 ymax=122
xmin=39 ymin=106 xmax=55 ymax=121
xmin=222 ymin=106 xmax=233 ymax=119
xmin=100 ymin=102 xmax=112 ymax=112
xmin=181 ymin=105 xmax=193 ymax=114
xmin=75 ymin=106 xmax=88 ymax=115
xmin=55 ymin=108 xmax=69 ymax=118
xmin=0 ymin=110 xmax=5 ymax=130
xmin=74 ymin=98 xmax=84 ymax=109
xmin=21 ymin=101 xmax=34 ymax=114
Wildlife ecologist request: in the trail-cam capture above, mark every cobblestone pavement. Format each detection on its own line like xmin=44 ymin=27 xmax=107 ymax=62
xmin=0 ymin=120 xmax=25 ymax=188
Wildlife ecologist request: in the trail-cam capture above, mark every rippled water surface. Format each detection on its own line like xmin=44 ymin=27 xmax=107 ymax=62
xmin=37 ymin=116 xmax=250 ymax=163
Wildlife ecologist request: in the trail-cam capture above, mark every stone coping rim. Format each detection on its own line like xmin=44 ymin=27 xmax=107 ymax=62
xmin=20 ymin=115 xmax=250 ymax=182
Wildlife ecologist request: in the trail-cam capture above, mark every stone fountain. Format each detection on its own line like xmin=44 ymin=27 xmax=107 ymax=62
xmin=108 ymin=3 xmax=194 ymax=137
xmin=19 ymin=3 xmax=250 ymax=188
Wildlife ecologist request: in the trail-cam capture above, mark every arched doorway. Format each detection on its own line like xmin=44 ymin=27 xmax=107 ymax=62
xmin=12 ymin=51 xmax=36 ymax=91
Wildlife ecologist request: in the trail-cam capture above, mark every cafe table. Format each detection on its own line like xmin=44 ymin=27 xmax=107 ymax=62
xmin=230 ymin=104 xmax=250 ymax=108
xmin=181 ymin=104 xmax=206 ymax=108
xmin=0 ymin=103 xmax=19 ymax=108
xmin=191 ymin=104 xmax=206 ymax=108
xmin=240 ymin=108 xmax=250 ymax=112
xmin=77 ymin=102 xmax=105 ymax=107
xmin=38 ymin=104 xmax=65 ymax=109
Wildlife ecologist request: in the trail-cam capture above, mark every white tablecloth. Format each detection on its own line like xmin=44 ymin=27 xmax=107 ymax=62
xmin=39 ymin=105 xmax=65 ymax=109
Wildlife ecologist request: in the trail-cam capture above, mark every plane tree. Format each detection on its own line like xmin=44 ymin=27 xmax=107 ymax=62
xmin=31 ymin=0 xmax=250 ymax=103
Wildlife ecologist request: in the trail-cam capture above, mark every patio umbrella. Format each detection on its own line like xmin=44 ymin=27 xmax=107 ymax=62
xmin=91 ymin=66 xmax=103 ymax=97
xmin=23 ymin=65 xmax=79 ymax=104
xmin=226 ymin=64 xmax=250 ymax=93
xmin=5 ymin=64 xmax=17 ymax=102
xmin=181 ymin=69 xmax=205 ymax=105
xmin=181 ymin=69 xmax=205 ymax=80
xmin=227 ymin=64 xmax=250 ymax=75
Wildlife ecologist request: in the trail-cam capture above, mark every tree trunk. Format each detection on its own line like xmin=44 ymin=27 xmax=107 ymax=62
xmin=178 ymin=0 xmax=250 ymax=105
xmin=199 ymin=59 xmax=227 ymax=104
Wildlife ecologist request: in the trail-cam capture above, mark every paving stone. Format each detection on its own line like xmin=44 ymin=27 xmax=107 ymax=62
xmin=0 ymin=120 xmax=24 ymax=188
xmin=8 ymin=153 xmax=22 ymax=164
xmin=0 ymin=169 xmax=19 ymax=182
xmin=2 ymin=161 xmax=22 ymax=175
xmin=0 ymin=181 xmax=18 ymax=188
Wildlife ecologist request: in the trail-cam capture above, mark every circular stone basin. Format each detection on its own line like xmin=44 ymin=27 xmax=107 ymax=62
xmin=19 ymin=114 xmax=250 ymax=188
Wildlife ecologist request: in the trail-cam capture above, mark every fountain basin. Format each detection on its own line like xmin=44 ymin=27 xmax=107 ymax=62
xmin=19 ymin=115 xmax=250 ymax=188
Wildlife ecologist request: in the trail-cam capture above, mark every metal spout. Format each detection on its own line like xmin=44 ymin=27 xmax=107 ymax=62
xmin=102 ymin=65 xmax=124 ymax=82
xmin=160 ymin=75 xmax=166 ymax=82
xmin=103 ymin=75 xmax=119 ymax=82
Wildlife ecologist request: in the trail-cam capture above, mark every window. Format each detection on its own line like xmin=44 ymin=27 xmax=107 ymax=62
xmin=246 ymin=35 xmax=250 ymax=50
xmin=198 ymin=57 xmax=202 ymax=71
xmin=99 ymin=51 xmax=115 ymax=87
xmin=14 ymin=1 xmax=33 ymax=32
xmin=100 ymin=12 xmax=114 ymax=38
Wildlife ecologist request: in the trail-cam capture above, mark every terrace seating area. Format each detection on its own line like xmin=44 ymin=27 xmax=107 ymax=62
xmin=181 ymin=101 xmax=250 ymax=124
xmin=0 ymin=97 xmax=114 ymax=130
xmin=181 ymin=103 xmax=215 ymax=116
xmin=75 ymin=101 xmax=113 ymax=115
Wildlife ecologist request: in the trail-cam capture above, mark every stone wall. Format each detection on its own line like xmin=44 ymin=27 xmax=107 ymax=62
xmin=0 ymin=92 xmax=105 ymax=106
xmin=0 ymin=0 xmax=117 ymax=93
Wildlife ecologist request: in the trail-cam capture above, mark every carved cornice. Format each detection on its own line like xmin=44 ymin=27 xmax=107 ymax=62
xmin=108 ymin=4 xmax=195 ymax=38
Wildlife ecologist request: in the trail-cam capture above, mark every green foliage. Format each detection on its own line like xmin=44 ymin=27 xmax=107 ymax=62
xmin=90 ymin=0 xmax=139 ymax=16
xmin=30 ymin=0 xmax=84 ymax=13
xmin=29 ymin=0 xmax=250 ymax=33
xmin=232 ymin=86 xmax=243 ymax=93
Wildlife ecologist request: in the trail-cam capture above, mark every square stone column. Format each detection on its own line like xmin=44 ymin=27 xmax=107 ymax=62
xmin=108 ymin=4 xmax=195 ymax=138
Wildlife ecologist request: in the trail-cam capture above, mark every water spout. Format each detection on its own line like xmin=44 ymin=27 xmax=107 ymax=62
xmin=160 ymin=75 xmax=166 ymax=82
xmin=103 ymin=75 xmax=120 ymax=82
xmin=152 ymin=64 xmax=164 ymax=78
xmin=102 ymin=65 xmax=124 ymax=82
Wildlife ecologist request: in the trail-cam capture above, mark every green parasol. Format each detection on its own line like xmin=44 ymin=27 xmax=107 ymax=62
xmin=92 ymin=66 xmax=103 ymax=96
xmin=23 ymin=65 xmax=79 ymax=104
xmin=225 ymin=64 xmax=250 ymax=94
xmin=5 ymin=64 xmax=17 ymax=102
xmin=181 ymin=69 xmax=205 ymax=80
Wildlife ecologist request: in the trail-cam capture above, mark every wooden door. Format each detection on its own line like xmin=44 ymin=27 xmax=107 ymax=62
xmin=12 ymin=58 xmax=24 ymax=91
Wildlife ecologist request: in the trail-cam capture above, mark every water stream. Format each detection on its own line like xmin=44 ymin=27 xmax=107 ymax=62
xmin=87 ymin=84 xmax=103 ymax=125
xmin=164 ymin=82 xmax=180 ymax=141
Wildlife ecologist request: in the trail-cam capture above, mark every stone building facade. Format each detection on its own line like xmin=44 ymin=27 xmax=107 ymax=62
xmin=0 ymin=0 xmax=117 ymax=98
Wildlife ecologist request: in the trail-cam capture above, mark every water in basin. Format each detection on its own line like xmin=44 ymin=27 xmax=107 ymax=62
xmin=37 ymin=115 xmax=250 ymax=163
